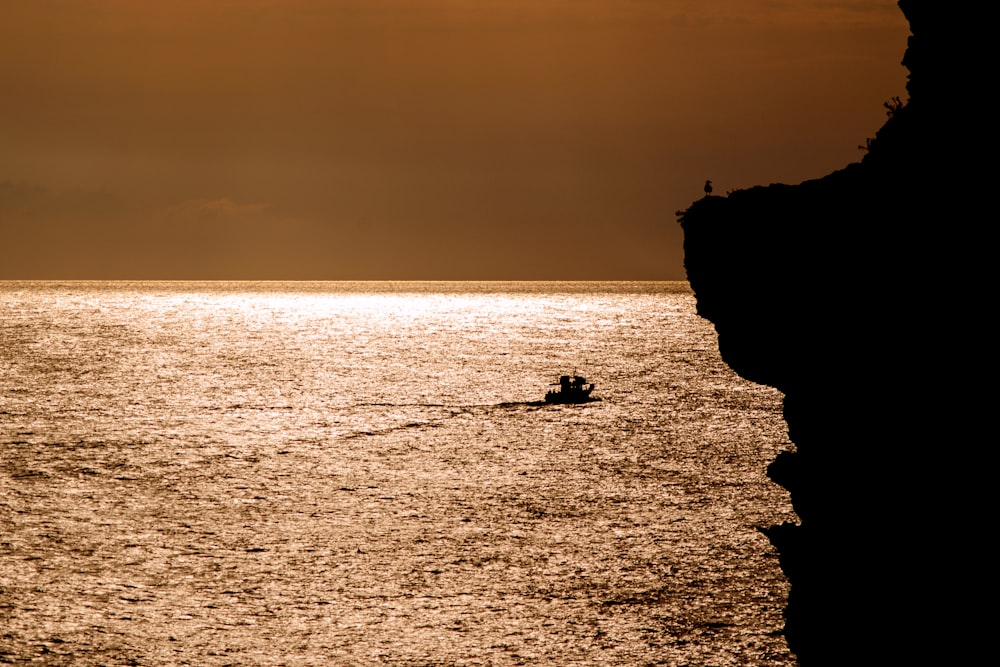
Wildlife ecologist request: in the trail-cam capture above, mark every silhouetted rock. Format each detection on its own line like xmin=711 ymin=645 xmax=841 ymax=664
xmin=678 ymin=2 xmax=989 ymax=663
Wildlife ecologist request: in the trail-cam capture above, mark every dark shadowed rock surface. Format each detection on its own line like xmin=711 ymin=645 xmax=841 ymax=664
xmin=678 ymin=1 xmax=990 ymax=663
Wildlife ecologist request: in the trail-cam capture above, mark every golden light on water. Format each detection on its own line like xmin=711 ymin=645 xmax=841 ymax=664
xmin=1 ymin=282 xmax=794 ymax=664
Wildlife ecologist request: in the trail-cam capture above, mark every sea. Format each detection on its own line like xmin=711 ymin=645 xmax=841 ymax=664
xmin=0 ymin=281 xmax=796 ymax=666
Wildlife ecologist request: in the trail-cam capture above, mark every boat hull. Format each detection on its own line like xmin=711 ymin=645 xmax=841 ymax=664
xmin=544 ymin=387 xmax=597 ymax=405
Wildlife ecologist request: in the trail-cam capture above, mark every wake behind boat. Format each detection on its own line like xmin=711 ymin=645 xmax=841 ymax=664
xmin=544 ymin=374 xmax=599 ymax=404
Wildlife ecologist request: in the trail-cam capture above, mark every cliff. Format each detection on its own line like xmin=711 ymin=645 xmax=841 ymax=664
xmin=678 ymin=2 xmax=990 ymax=663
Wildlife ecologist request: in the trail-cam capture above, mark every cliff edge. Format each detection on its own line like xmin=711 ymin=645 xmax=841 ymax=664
xmin=678 ymin=1 xmax=990 ymax=663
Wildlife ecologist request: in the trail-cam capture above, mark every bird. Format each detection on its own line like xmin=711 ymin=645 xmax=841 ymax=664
xmin=704 ymin=180 xmax=713 ymax=196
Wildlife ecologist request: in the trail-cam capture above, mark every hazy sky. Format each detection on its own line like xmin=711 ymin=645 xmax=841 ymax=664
xmin=1 ymin=0 xmax=909 ymax=280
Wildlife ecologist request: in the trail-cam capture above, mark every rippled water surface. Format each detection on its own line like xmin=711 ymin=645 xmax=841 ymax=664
xmin=1 ymin=281 xmax=794 ymax=666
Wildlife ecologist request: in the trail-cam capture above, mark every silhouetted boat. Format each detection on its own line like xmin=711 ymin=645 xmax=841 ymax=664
xmin=545 ymin=374 xmax=598 ymax=404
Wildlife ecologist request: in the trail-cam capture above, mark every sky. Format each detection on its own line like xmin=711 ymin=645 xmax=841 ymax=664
xmin=1 ymin=0 xmax=910 ymax=280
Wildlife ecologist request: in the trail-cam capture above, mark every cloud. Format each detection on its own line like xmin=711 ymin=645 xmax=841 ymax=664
xmin=159 ymin=197 xmax=269 ymax=225
xmin=0 ymin=181 xmax=121 ymax=221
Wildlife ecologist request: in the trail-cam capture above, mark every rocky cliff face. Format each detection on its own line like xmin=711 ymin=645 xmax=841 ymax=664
xmin=678 ymin=2 xmax=989 ymax=663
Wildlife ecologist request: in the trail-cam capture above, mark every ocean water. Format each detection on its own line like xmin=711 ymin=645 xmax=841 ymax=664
xmin=0 ymin=281 xmax=795 ymax=666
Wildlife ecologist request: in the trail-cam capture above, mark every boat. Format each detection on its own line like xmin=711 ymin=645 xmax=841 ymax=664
xmin=544 ymin=374 xmax=598 ymax=404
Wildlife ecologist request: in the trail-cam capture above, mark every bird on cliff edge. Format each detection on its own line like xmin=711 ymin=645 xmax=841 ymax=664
xmin=704 ymin=180 xmax=713 ymax=197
